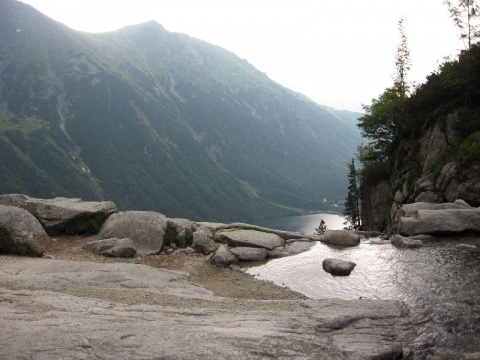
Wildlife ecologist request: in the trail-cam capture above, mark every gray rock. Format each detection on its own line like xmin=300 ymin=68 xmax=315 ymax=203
xmin=391 ymin=235 xmax=423 ymax=248
xmin=82 ymin=238 xmax=136 ymax=258
xmin=320 ymin=230 xmax=360 ymax=247
xmin=166 ymin=218 xmax=195 ymax=247
xmin=99 ymin=211 xmax=167 ymax=255
xmin=456 ymin=244 xmax=480 ymax=252
xmin=192 ymin=226 xmax=215 ymax=254
xmin=286 ymin=237 xmax=313 ymax=245
xmin=268 ymin=241 xmax=315 ymax=258
xmin=322 ymin=258 xmax=356 ymax=276
xmin=0 ymin=193 xmax=30 ymax=207
xmin=10 ymin=196 xmax=117 ymax=235
xmin=0 ymin=205 xmax=50 ymax=255
xmin=212 ymin=244 xmax=236 ymax=267
xmin=215 ymin=229 xmax=285 ymax=250
xmin=454 ymin=199 xmax=472 ymax=207
xmin=230 ymin=247 xmax=268 ymax=262
xmin=0 ymin=257 xmax=415 ymax=360
xmin=397 ymin=204 xmax=480 ymax=236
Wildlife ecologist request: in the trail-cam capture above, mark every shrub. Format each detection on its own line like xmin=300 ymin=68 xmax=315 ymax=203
xmin=0 ymin=226 xmax=36 ymax=256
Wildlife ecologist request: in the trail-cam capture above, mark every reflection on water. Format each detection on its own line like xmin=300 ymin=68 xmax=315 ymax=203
xmin=245 ymin=236 xmax=480 ymax=356
xmin=252 ymin=213 xmax=345 ymax=234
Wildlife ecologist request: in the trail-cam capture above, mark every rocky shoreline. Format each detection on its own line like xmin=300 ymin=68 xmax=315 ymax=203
xmin=1 ymin=194 xmax=480 ymax=359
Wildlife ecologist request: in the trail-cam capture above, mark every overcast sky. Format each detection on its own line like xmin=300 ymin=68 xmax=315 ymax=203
xmin=20 ymin=0 xmax=464 ymax=112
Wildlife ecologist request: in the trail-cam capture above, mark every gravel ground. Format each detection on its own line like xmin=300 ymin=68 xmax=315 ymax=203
xmin=45 ymin=235 xmax=306 ymax=303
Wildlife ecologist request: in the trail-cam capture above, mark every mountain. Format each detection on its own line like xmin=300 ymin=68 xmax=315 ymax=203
xmin=0 ymin=0 xmax=362 ymax=222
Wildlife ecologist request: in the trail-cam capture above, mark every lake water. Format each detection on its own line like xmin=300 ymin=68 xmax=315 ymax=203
xmin=243 ymin=229 xmax=480 ymax=357
xmin=251 ymin=212 xmax=345 ymax=234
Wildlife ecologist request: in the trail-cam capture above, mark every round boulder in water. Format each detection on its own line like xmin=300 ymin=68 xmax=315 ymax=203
xmin=322 ymin=258 xmax=356 ymax=276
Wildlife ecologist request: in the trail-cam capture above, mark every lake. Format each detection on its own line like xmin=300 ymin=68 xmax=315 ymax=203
xmin=251 ymin=212 xmax=345 ymax=234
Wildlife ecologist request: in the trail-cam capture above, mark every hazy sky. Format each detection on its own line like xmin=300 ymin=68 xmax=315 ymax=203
xmin=19 ymin=0 xmax=463 ymax=112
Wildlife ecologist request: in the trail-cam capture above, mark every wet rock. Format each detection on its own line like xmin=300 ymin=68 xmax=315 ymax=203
xmin=82 ymin=238 xmax=136 ymax=258
xmin=320 ymin=230 xmax=360 ymax=247
xmin=322 ymin=258 xmax=356 ymax=276
xmin=215 ymin=230 xmax=285 ymax=250
xmin=212 ymin=244 xmax=236 ymax=267
xmin=0 ymin=205 xmax=50 ymax=255
xmin=230 ymin=247 xmax=268 ymax=262
xmin=99 ymin=211 xmax=167 ymax=255
xmin=268 ymin=241 xmax=315 ymax=258
xmin=192 ymin=226 xmax=215 ymax=254
xmin=391 ymin=235 xmax=423 ymax=249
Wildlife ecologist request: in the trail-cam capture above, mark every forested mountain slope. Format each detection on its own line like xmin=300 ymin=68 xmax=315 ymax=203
xmin=0 ymin=0 xmax=362 ymax=221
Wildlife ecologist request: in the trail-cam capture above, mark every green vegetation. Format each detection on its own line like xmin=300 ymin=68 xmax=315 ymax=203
xmin=343 ymin=159 xmax=361 ymax=230
xmin=456 ymin=131 xmax=480 ymax=166
xmin=353 ymin=10 xmax=480 ymax=231
xmin=0 ymin=0 xmax=363 ymax=222
xmin=0 ymin=226 xmax=36 ymax=256
xmin=314 ymin=219 xmax=327 ymax=235
xmin=54 ymin=213 xmax=111 ymax=236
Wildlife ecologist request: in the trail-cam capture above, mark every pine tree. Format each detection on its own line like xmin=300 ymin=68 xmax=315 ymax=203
xmin=444 ymin=0 xmax=480 ymax=49
xmin=343 ymin=159 xmax=361 ymax=230
xmin=314 ymin=219 xmax=327 ymax=235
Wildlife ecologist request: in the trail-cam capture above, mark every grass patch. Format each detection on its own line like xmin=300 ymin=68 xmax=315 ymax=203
xmin=0 ymin=226 xmax=37 ymax=256
xmin=52 ymin=212 xmax=112 ymax=236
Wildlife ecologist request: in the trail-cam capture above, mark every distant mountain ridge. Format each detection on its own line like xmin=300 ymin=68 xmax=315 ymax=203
xmin=0 ymin=0 xmax=362 ymax=222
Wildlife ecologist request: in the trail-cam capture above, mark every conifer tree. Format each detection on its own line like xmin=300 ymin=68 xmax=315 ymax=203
xmin=444 ymin=0 xmax=480 ymax=49
xmin=343 ymin=159 xmax=361 ymax=230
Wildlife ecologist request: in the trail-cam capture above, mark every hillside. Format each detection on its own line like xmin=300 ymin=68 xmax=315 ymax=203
xmin=0 ymin=0 xmax=362 ymax=222
xmin=360 ymin=44 xmax=480 ymax=232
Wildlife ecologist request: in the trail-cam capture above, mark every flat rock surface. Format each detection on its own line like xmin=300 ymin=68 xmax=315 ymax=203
xmin=216 ymin=229 xmax=285 ymax=250
xmin=0 ymin=236 xmax=416 ymax=359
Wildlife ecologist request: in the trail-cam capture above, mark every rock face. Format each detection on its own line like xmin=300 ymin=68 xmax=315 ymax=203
xmin=99 ymin=211 xmax=167 ymax=255
xmin=0 ymin=194 xmax=117 ymax=235
xmin=362 ymin=109 xmax=480 ymax=233
xmin=0 ymin=256 xmax=415 ymax=359
xmin=322 ymin=258 xmax=356 ymax=276
xmin=82 ymin=238 xmax=136 ymax=258
xmin=396 ymin=202 xmax=480 ymax=236
xmin=0 ymin=205 xmax=50 ymax=255
xmin=215 ymin=229 xmax=285 ymax=250
xmin=361 ymin=181 xmax=390 ymax=232
xmin=320 ymin=230 xmax=360 ymax=247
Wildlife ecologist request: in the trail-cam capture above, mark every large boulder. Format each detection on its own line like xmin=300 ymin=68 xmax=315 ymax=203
xmin=320 ymin=230 xmax=360 ymax=247
xmin=82 ymin=238 xmax=136 ymax=258
xmin=99 ymin=211 xmax=167 ymax=255
xmin=322 ymin=258 xmax=356 ymax=276
xmin=211 ymin=244 xmax=236 ymax=268
xmin=396 ymin=202 xmax=480 ymax=236
xmin=0 ymin=205 xmax=50 ymax=255
xmin=215 ymin=230 xmax=285 ymax=250
xmin=0 ymin=195 xmax=117 ymax=235
xmin=230 ymin=247 xmax=268 ymax=262
xmin=192 ymin=226 xmax=215 ymax=254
